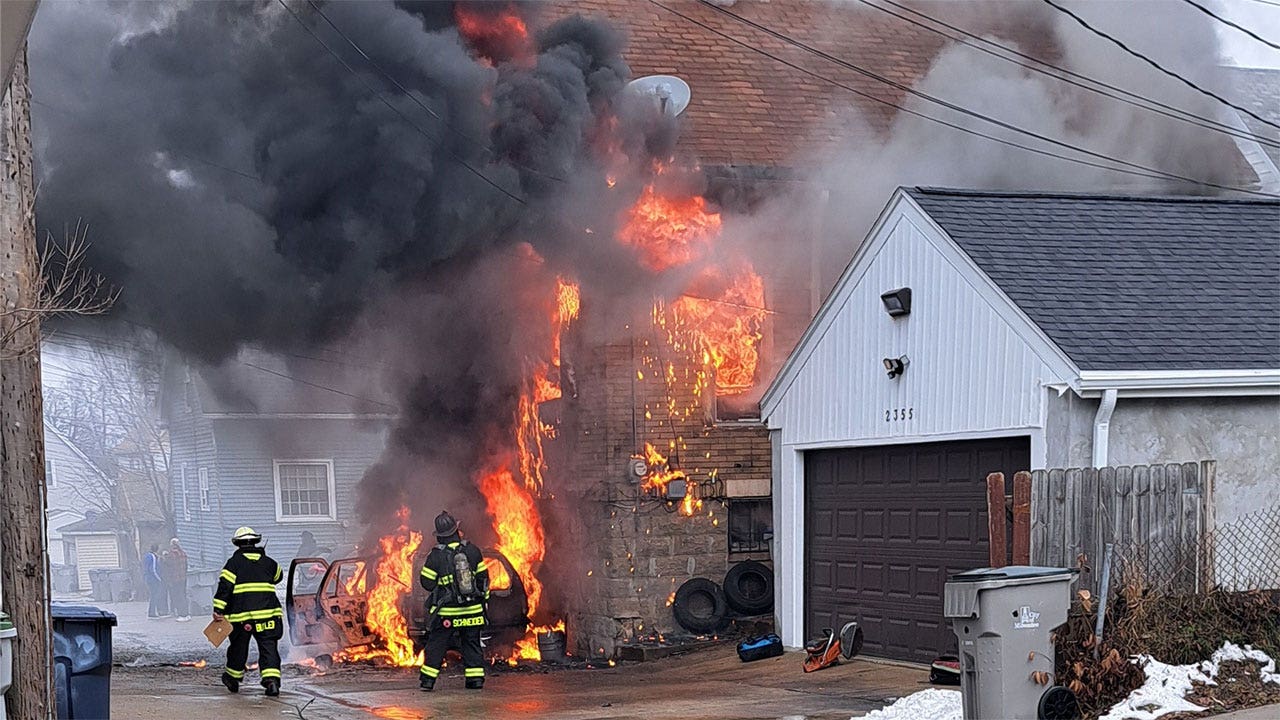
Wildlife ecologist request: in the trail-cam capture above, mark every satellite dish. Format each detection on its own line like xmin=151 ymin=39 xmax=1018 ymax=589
xmin=627 ymin=75 xmax=692 ymax=117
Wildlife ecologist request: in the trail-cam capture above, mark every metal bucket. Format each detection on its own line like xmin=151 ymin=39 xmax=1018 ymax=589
xmin=536 ymin=629 xmax=566 ymax=663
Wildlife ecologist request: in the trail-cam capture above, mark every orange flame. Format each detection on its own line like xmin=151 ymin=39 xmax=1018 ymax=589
xmin=509 ymin=619 xmax=566 ymax=665
xmin=335 ymin=507 xmax=423 ymax=667
xmin=453 ymin=3 xmax=532 ymax=66
xmin=480 ymin=466 xmax=546 ymax=617
xmin=179 ymin=659 xmax=207 ymax=669
xmin=665 ymin=264 xmax=767 ymax=395
xmin=617 ymin=184 xmax=721 ymax=272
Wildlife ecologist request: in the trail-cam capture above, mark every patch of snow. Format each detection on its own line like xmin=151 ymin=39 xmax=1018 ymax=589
xmin=854 ymin=689 xmax=961 ymax=720
xmin=1100 ymin=642 xmax=1280 ymax=720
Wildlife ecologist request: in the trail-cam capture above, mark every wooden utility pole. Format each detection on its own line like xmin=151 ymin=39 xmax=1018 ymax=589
xmin=1 ymin=46 xmax=55 ymax=720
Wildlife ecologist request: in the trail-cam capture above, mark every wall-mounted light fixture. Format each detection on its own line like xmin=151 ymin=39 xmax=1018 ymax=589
xmin=883 ymin=355 xmax=910 ymax=379
xmin=880 ymin=287 xmax=912 ymax=317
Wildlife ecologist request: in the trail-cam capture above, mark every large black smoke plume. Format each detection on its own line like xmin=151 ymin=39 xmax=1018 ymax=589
xmin=29 ymin=0 xmax=674 ymax=538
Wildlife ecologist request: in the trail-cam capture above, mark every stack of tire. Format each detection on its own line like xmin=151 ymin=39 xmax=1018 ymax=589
xmin=672 ymin=560 xmax=773 ymax=634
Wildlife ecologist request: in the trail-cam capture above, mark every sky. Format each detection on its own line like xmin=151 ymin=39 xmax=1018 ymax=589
xmin=1218 ymin=0 xmax=1280 ymax=68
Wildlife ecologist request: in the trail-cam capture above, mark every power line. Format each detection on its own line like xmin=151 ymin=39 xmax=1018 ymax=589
xmin=1180 ymin=0 xmax=1280 ymax=50
xmin=1041 ymin=0 xmax=1280 ymax=131
xmin=858 ymin=0 xmax=1278 ymax=149
xmin=644 ymin=1 xmax=1224 ymax=190
xmin=273 ymin=0 xmax=528 ymax=205
xmin=300 ymin=1 xmax=566 ymax=184
xmin=679 ymin=0 xmax=1277 ymax=197
xmin=239 ymin=361 xmax=396 ymax=410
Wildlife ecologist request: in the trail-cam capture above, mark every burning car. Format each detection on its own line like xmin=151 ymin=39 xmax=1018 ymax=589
xmin=286 ymin=548 xmax=530 ymax=659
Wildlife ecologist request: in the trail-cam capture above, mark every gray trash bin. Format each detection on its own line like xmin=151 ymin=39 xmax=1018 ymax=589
xmin=944 ymin=566 xmax=1079 ymax=720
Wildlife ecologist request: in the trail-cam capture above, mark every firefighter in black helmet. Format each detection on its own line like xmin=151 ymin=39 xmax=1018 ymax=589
xmin=214 ymin=527 xmax=284 ymax=696
xmin=419 ymin=511 xmax=490 ymax=691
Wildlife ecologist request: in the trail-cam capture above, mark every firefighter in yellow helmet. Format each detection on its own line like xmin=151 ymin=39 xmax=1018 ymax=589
xmin=213 ymin=527 xmax=284 ymax=696
xmin=419 ymin=511 xmax=490 ymax=691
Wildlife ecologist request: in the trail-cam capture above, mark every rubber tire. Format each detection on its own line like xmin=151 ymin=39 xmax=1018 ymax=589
xmin=723 ymin=561 xmax=774 ymax=615
xmin=1038 ymin=686 xmax=1080 ymax=720
xmin=672 ymin=578 xmax=729 ymax=634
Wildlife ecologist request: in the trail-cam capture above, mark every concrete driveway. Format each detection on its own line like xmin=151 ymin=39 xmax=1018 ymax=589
xmin=92 ymin=596 xmax=928 ymax=719
xmin=112 ymin=648 xmax=930 ymax=720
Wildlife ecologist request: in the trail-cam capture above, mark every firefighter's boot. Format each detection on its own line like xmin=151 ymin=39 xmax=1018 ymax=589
xmin=221 ymin=674 xmax=240 ymax=694
xmin=419 ymin=677 xmax=435 ymax=692
xmin=263 ymin=678 xmax=280 ymax=697
xmin=465 ymin=678 xmax=484 ymax=690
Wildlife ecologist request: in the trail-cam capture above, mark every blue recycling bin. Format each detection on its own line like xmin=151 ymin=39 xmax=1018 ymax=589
xmin=51 ymin=603 xmax=117 ymax=720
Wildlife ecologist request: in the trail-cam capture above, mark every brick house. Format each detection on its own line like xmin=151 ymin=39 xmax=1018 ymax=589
xmin=551 ymin=0 xmax=1269 ymax=656
xmin=554 ymin=0 xmax=958 ymax=655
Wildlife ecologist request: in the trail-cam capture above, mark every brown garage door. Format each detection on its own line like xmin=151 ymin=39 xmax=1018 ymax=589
xmin=805 ymin=437 xmax=1029 ymax=663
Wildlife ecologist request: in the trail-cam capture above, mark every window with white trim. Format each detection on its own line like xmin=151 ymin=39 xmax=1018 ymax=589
xmin=273 ymin=460 xmax=337 ymax=522
xmin=198 ymin=467 xmax=210 ymax=511
xmin=180 ymin=465 xmax=191 ymax=521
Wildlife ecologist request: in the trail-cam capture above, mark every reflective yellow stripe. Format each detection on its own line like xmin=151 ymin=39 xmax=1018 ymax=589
xmin=260 ymin=668 xmax=281 ymax=679
xmin=477 ymin=560 xmax=490 ymax=571
xmin=243 ymin=554 xmax=262 ymax=561
xmin=225 ymin=668 xmax=245 ymax=679
xmin=464 ymin=668 xmax=485 ymax=677
xmin=220 ymin=569 xmax=236 ymax=583
xmin=274 ymin=567 xmax=283 ymax=583
xmin=420 ymin=665 xmax=439 ymax=677
xmin=232 ymin=583 xmax=277 ymax=594
xmin=437 ymin=604 xmax=484 ymax=617
xmin=212 ymin=599 xmax=227 ymax=610
xmin=225 ymin=608 xmax=284 ymax=622
xmin=438 ymin=576 xmax=452 ymax=585
xmin=420 ymin=566 xmax=438 ymax=580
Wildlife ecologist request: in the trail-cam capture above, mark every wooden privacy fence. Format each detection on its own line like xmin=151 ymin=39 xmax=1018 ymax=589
xmin=986 ymin=461 xmax=1216 ymax=596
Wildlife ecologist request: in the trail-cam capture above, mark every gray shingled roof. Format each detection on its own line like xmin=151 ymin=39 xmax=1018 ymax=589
xmin=906 ymin=188 xmax=1280 ymax=370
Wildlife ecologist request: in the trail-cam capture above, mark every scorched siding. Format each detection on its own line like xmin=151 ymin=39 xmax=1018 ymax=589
xmin=766 ymin=202 xmax=1066 ymax=449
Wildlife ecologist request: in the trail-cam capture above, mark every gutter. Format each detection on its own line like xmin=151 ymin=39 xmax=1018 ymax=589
xmin=1092 ymin=388 xmax=1118 ymax=468
xmin=1077 ymin=369 xmax=1280 ymax=397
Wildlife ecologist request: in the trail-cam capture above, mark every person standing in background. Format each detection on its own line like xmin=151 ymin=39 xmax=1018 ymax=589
xmin=143 ymin=544 xmax=168 ymax=619
xmin=163 ymin=538 xmax=191 ymax=622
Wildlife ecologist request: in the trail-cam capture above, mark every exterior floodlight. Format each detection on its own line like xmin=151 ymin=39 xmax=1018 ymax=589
xmin=881 ymin=287 xmax=912 ymax=317
xmin=883 ymin=355 xmax=910 ymax=379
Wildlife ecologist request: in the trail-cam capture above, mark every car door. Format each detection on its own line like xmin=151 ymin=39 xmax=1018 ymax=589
xmin=319 ymin=558 xmax=378 ymax=647
xmin=287 ymin=557 xmax=334 ymax=646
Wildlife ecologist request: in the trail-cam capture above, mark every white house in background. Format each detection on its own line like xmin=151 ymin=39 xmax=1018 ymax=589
xmin=762 ymin=188 xmax=1280 ymax=661
xmin=44 ymin=420 xmax=122 ymax=585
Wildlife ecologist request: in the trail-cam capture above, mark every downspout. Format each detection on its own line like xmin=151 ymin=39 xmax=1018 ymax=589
xmin=1092 ymin=388 xmax=1118 ymax=468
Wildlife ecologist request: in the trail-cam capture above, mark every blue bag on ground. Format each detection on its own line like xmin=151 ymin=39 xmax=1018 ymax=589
xmin=737 ymin=633 xmax=784 ymax=662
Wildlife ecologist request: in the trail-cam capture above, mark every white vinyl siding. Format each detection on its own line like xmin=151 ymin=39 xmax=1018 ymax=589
xmin=273 ymin=460 xmax=337 ymax=522
xmin=72 ymin=534 xmax=120 ymax=589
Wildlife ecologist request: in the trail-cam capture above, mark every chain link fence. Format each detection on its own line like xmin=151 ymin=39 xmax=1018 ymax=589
xmin=1111 ymin=503 xmax=1280 ymax=595
xmin=1056 ymin=504 xmax=1280 ymax=716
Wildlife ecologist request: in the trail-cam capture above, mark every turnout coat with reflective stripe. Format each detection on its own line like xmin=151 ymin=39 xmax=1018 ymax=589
xmin=419 ymin=541 xmax=490 ymax=620
xmin=214 ymin=546 xmax=284 ymax=635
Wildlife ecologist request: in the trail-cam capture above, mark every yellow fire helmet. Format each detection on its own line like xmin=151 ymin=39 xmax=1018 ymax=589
xmin=232 ymin=526 xmax=262 ymax=545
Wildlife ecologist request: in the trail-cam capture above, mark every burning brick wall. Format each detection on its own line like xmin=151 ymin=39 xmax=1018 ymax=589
xmin=558 ymin=171 xmax=815 ymax=656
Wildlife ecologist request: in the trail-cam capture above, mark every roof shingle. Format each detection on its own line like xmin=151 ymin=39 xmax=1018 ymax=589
xmin=906 ymin=188 xmax=1280 ymax=370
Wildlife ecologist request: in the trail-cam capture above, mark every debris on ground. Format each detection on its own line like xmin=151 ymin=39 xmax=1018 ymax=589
xmin=1099 ymin=642 xmax=1280 ymax=720
xmin=854 ymin=688 xmax=961 ymax=720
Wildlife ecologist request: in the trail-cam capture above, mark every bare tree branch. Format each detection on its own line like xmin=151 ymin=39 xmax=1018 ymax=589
xmin=1 ymin=220 xmax=118 ymax=358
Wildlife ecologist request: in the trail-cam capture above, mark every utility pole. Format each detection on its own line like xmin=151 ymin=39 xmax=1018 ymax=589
xmin=1 ymin=45 xmax=55 ymax=720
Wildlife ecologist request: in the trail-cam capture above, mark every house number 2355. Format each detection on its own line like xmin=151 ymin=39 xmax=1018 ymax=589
xmin=885 ymin=407 xmax=914 ymax=422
